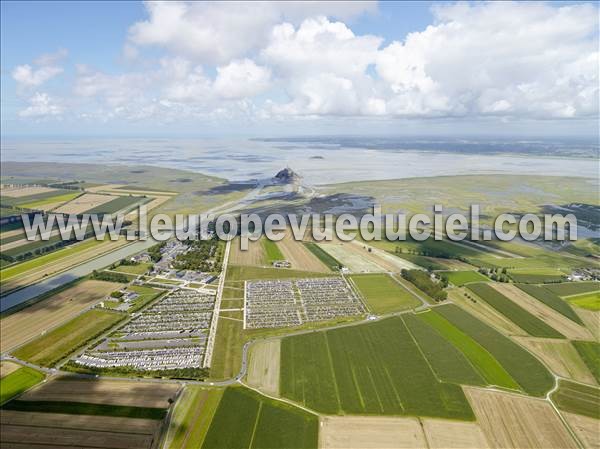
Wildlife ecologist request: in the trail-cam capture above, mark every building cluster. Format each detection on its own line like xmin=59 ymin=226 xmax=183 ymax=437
xmin=75 ymin=289 xmax=216 ymax=371
xmin=244 ymin=277 xmax=365 ymax=329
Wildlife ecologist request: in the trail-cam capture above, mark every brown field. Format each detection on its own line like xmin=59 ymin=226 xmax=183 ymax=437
xmin=1 ymin=420 xmax=157 ymax=449
xmin=421 ymin=418 xmax=490 ymax=449
xmin=465 ymin=387 xmax=578 ymax=449
xmin=563 ymin=412 xmax=600 ymax=449
xmin=0 ymin=361 xmax=21 ymax=378
xmin=1 ymin=238 xmax=128 ymax=292
xmin=514 ymin=337 xmax=597 ymax=385
xmin=246 ymin=339 xmax=280 ymax=396
xmin=449 ymin=288 xmax=526 ymax=336
xmin=1 ymin=410 xmax=158 ymax=433
xmin=431 ymin=257 xmax=477 ymax=270
xmin=1 ymin=186 xmax=57 ymax=198
xmin=229 ymin=238 xmax=266 ymax=266
xmin=53 ymin=193 xmax=116 ymax=214
xmin=349 ymin=241 xmax=419 ymax=272
xmin=492 ymin=283 xmax=593 ymax=340
xmin=20 ymin=378 xmax=179 ymax=408
xmin=576 ymin=308 xmax=600 ymax=342
xmin=1 ymin=280 xmax=122 ymax=353
xmin=319 ymin=416 xmax=428 ymax=449
xmin=278 ymin=234 xmax=330 ymax=272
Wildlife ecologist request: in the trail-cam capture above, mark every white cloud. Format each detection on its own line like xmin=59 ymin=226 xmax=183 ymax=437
xmin=127 ymin=1 xmax=375 ymax=64
xmin=12 ymin=49 xmax=67 ymax=88
xmin=214 ymin=59 xmax=271 ymax=99
xmin=374 ymin=1 xmax=599 ymax=118
xmin=12 ymin=64 xmax=63 ymax=88
xmin=18 ymin=92 xmax=63 ymax=117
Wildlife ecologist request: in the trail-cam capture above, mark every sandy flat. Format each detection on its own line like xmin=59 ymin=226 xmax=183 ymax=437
xmin=278 ymin=234 xmax=330 ymax=272
xmin=53 ymin=193 xmax=116 ymax=214
xmin=492 ymin=283 xmax=593 ymax=340
xmin=576 ymin=308 xmax=600 ymax=342
xmin=320 ymin=416 xmax=428 ymax=449
xmin=465 ymin=387 xmax=578 ymax=449
xmin=0 ymin=361 xmax=21 ymax=378
xmin=422 ymin=418 xmax=490 ymax=449
xmin=1 ymin=186 xmax=57 ymax=198
xmin=246 ymin=339 xmax=280 ymax=396
xmin=563 ymin=412 xmax=600 ymax=449
xmin=515 ymin=337 xmax=597 ymax=385
xmin=318 ymin=242 xmax=385 ymax=273
xmin=229 ymin=238 xmax=266 ymax=266
xmin=1 ymin=280 xmax=122 ymax=352
xmin=449 ymin=288 xmax=526 ymax=336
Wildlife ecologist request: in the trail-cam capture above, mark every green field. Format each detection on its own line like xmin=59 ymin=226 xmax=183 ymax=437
xmin=516 ymin=284 xmax=583 ymax=324
xmin=303 ymin=242 xmax=340 ymax=271
xmin=566 ymin=291 xmax=600 ymax=311
xmin=85 ymin=195 xmax=145 ymax=214
xmin=2 ymin=188 xmax=76 ymax=207
xmin=551 ymin=380 xmax=600 ymax=419
xmin=202 ymin=387 xmax=318 ymax=449
xmin=12 ymin=309 xmax=125 ymax=366
xmin=392 ymin=253 xmax=449 ymax=271
xmin=19 ymin=191 xmax=81 ymax=210
xmin=350 ymin=273 xmax=420 ymax=314
xmin=402 ymin=314 xmax=485 ymax=386
xmin=416 ymin=311 xmax=519 ymax=390
xmin=435 ymin=304 xmax=554 ymax=396
xmin=262 ymin=239 xmax=285 ymax=262
xmin=572 ymin=341 xmax=600 ymax=384
xmin=467 ymin=283 xmax=564 ymax=338
xmin=508 ymin=271 xmax=566 ymax=284
xmin=167 ymin=387 xmax=224 ymax=449
xmin=2 ymin=400 xmax=166 ymax=419
xmin=280 ymin=316 xmax=474 ymax=419
xmin=544 ymin=281 xmax=600 ymax=297
xmin=227 ymin=265 xmax=329 ymax=281
xmin=441 ymin=271 xmax=489 ymax=286
xmin=0 ymin=237 xmax=104 ymax=281
xmin=0 ymin=366 xmax=45 ymax=404
xmin=127 ymin=285 xmax=165 ymax=312
xmin=113 ymin=262 xmax=152 ymax=275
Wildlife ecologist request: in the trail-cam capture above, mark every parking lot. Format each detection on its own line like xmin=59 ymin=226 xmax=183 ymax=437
xmin=74 ymin=289 xmax=216 ymax=371
xmin=244 ymin=277 xmax=366 ymax=329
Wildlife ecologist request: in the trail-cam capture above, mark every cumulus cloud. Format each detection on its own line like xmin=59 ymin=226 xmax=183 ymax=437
xmin=14 ymin=2 xmax=597 ymax=125
xmin=18 ymin=92 xmax=63 ymax=117
xmin=12 ymin=49 xmax=67 ymax=88
xmin=127 ymin=1 xmax=375 ymax=64
xmin=214 ymin=59 xmax=271 ymax=99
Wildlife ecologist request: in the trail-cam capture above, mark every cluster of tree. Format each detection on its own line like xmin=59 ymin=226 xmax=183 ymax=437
xmin=401 ymin=269 xmax=448 ymax=302
xmin=7 ymin=238 xmax=82 ymax=263
xmin=394 ymin=244 xmax=470 ymax=263
xmin=173 ymin=238 xmax=221 ymax=272
xmin=464 ymin=292 xmax=477 ymax=303
xmin=91 ymin=270 xmax=130 ymax=283
xmin=147 ymin=242 xmax=166 ymax=262
xmin=110 ymin=290 xmax=124 ymax=299
xmin=478 ymin=267 xmax=510 ymax=282
xmin=64 ymin=362 xmax=209 ymax=381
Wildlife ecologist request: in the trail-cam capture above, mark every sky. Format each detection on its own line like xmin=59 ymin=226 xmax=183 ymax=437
xmin=1 ymin=1 xmax=598 ymax=138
